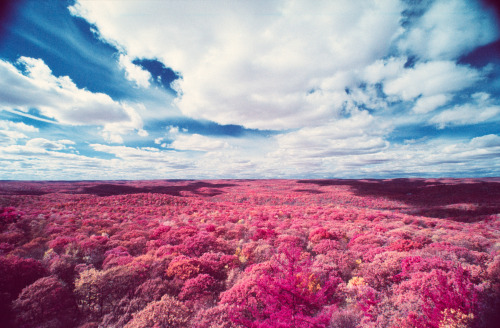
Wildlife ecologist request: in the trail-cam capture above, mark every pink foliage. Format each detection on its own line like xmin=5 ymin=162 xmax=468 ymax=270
xmin=149 ymin=225 xmax=171 ymax=239
xmin=13 ymin=276 xmax=77 ymax=327
xmin=166 ymin=255 xmax=201 ymax=280
xmin=0 ymin=242 xmax=14 ymax=255
xmin=406 ymin=267 xmax=479 ymax=327
xmin=309 ymin=227 xmax=339 ymax=244
xmin=102 ymin=246 xmax=133 ymax=269
xmin=179 ymin=273 xmax=219 ymax=301
xmin=388 ymin=239 xmax=423 ymax=252
xmin=0 ymin=207 xmax=22 ymax=229
xmin=224 ymin=246 xmax=341 ymax=327
xmin=198 ymin=251 xmax=237 ymax=279
xmin=192 ymin=304 xmax=242 ymax=328
xmin=250 ymin=228 xmax=277 ymax=241
xmin=312 ymin=239 xmax=341 ymax=255
xmin=0 ymin=255 xmax=47 ymax=298
xmin=49 ymin=236 xmax=77 ymax=254
xmin=0 ymin=179 xmax=498 ymax=327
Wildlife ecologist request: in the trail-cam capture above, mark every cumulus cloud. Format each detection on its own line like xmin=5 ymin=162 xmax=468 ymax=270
xmin=398 ymin=0 xmax=498 ymax=60
xmin=272 ymin=111 xmax=391 ymax=160
xmin=0 ymin=57 xmax=145 ymax=142
xmin=322 ymin=136 xmax=500 ymax=178
xmin=0 ymin=120 xmax=39 ymax=143
xmin=428 ymin=92 xmax=500 ymax=128
xmin=170 ymin=134 xmax=229 ymax=152
xmin=3 ymin=133 xmax=500 ymax=179
xmin=162 ymin=126 xmax=229 ymax=152
xmin=412 ymin=94 xmax=451 ymax=114
xmin=469 ymin=134 xmax=500 ymax=148
xmin=425 ymin=136 xmax=500 ymax=166
xmin=99 ymin=103 xmax=148 ymax=143
xmin=26 ymin=138 xmax=74 ymax=150
xmin=70 ymin=0 xmax=405 ymax=130
xmin=0 ymin=120 xmax=38 ymax=133
xmin=91 ymin=144 xmax=157 ymax=158
xmin=0 ymin=139 xmax=157 ymax=180
xmin=118 ymin=54 xmax=151 ymax=88
xmin=0 ymin=130 xmax=28 ymax=142
xmin=247 ymin=132 xmax=500 ymax=178
xmin=0 ymin=146 xmax=99 ymax=180
xmin=383 ymin=61 xmax=483 ymax=101
xmin=1 ymin=138 xmax=75 ymax=156
xmin=3 ymin=0 xmax=499 ymax=179
xmin=90 ymin=144 xmax=194 ymax=169
xmin=361 ymin=57 xmax=406 ymax=84
xmin=69 ymin=0 xmax=499 ymax=132
xmin=429 ymin=104 xmax=500 ymax=128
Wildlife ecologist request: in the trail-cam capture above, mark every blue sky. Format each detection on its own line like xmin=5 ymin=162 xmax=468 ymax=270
xmin=0 ymin=0 xmax=499 ymax=180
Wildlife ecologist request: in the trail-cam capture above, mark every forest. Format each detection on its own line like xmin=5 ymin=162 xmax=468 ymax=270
xmin=0 ymin=178 xmax=499 ymax=328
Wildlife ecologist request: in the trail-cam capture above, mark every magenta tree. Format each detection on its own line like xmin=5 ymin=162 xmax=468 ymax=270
xmin=12 ymin=276 xmax=77 ymax=328
xmin=223 ymin=246 xmax=341 ymax=328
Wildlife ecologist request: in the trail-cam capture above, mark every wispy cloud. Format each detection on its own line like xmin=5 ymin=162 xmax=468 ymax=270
xmin=0 ymin=57 xmax=146 ymax=143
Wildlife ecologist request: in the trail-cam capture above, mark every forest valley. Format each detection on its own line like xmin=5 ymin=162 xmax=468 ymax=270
xmin=0 ymin=178 xmax=499 ymax=328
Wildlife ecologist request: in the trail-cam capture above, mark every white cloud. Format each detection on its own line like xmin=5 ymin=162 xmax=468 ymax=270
xmin=427 ymin=91 xmax=500 ymax=129
xmin=272 ymin=111 xmax=391 ymax=160
xmin=70 ymin=0 xmax=404 ymax=130
xmin=137 ymin=129 xmax=149 ymax=137
xmin=1 ymin=137 xmax=75 ymax=156
xmin=0 ymin=130 xmax=28 ymax=142
xmin=417 ymin=136 xmax=500 ymax=166
xmin=327 ymin=136 xmax=500 ymax=177
xmin=0 ymin=120 xmax=39 ymax=133
xmin=0 ymin=120 xmax=39 ymax=143
xmin=99 ymin=103 xmax=148 ymax=143
xmin=91 ymin=144 xmax=157 ymax=158
xmin=398 ymin=0 xmax=498 ymax=60
xmin=118 ymin=54 xmax=151 ymax=88
xmin=0 ymin=140 xmax=163 ymax=180
xmin=383 ymin=61 xmax=482 ymax=101
xmin=0 ymin=57 xmax=145 ymax=142
xmin=469 ymin=134 xmax=500 ymax=148
xmin=361 ymin=57 xmax=406 ymax=84
xmin=429 ymin=104 xmax=500 ymax=128
xmin=90 ymin=143 xmax=195 ymax=170
xmin=413 ymin=94 xmax=451 ymax=114
xmin=160 ymin=126 xmax=230 ymax=152
xmin=25 ymin=138 xmax=74 ymax=150
xmin=2 ymin=132 xmax=500 ymax=179
xmin=167 ymin=126 xmax=180 ymax=135
xmin=2 ymin=1 xmax=499 ymax=179
xmin=170 ymin=133 xmax=229 ymax=152
xmin=68 ymin=0 xmax=500 ymax=133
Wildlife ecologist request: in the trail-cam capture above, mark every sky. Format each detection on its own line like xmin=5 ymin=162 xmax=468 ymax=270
xmin=0 ymin=0 xmax=499 ymax=180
